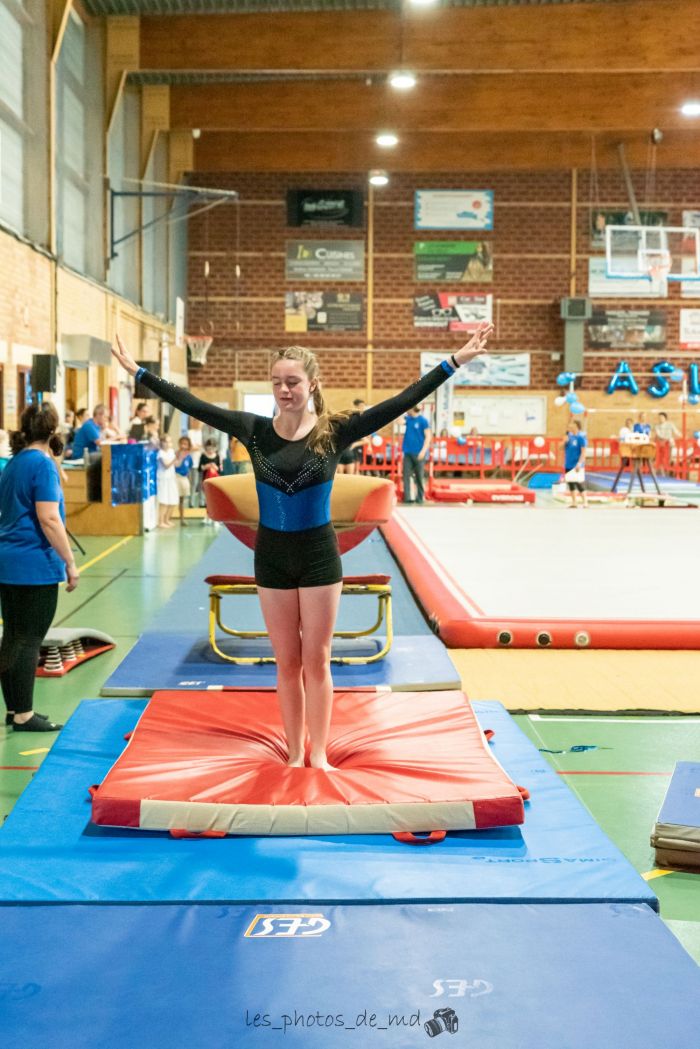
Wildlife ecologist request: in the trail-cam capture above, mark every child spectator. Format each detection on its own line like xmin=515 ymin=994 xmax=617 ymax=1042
xmin=198 ymin=438 xmax=221 ymax=524
xmin=157 ymin=436 xmax=178 ymax=529
xmin=174 ymin=436 xmax=194 ymax=526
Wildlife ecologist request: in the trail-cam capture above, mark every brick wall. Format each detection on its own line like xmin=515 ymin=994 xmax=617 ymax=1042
xmin=0 ymin=228 xmax=53 ymax=428
xmin=186 ymin=168 xmax=700 ymax=409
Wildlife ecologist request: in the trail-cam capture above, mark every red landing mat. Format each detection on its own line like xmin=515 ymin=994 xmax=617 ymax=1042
xmin=430 ymin=479 xmax=535 ymax=504
xmin=91 ymin=689 xmax=525 ymax=837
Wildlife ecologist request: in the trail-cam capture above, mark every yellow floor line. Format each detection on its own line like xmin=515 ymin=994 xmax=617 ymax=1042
xmin=19 ymin=748 xmax=50 ymax=756
xmin=641 ymin=869 xmax=674 ymax=881
xmin=78 ymin=535 xmax=134 ymax=573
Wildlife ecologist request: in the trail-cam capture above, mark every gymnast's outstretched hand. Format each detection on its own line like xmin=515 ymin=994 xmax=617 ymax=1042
xmin=111 ymin=333 xmax=139 ymax=376
xmin=452 ymin=321 xmax=494 ymax=367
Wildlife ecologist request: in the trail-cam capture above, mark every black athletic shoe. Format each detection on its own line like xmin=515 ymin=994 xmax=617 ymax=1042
xmin=6 ymin=711 xmax=48 ymax=726
xmin=11 ymin=714 xmax=63 ymax=732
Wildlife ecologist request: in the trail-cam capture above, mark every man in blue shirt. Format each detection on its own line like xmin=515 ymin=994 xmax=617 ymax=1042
xmin=402 ymin=404 xmax=431 ymax=504
xmin=563 ymin=419 xmax=588 ymax=508
xmin=71 ymin=404 xmax=106 ymax=460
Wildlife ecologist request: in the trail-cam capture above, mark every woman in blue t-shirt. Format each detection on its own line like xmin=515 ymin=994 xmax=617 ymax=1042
xmin=0 ymin=403 xmax=80 ymax=732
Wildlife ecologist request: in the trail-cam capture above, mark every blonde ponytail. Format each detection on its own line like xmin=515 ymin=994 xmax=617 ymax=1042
xmin=272 ymin=346 xmax=351 ymax=454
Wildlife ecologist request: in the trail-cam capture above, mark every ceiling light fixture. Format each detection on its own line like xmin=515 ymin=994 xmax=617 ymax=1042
xmin=376 ymin=132 xmax=399 ymax=148
xmin=369 ymin=170 xmax=390 ymax=187
xmin=389 ymin=71 xmax=416 ymax=91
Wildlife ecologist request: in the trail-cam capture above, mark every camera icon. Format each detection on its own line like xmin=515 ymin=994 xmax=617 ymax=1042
xmin=424 ymin=1007 xmax=459 ymax=1037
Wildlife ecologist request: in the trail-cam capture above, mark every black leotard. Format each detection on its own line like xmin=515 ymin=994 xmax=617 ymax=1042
xmin=135 ymin=360 xmax=456 ymax=587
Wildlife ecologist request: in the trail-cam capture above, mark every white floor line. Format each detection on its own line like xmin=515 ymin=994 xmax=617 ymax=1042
xmin=528 ymin=714 xmax=700 ymax=724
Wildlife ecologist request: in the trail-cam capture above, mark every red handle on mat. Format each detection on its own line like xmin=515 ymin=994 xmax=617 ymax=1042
xmin=393 ymin=830 xmax=446 ymax=846
xmin=169 ymin=828 xmax=228 ymax=839
xmin=517 ymin=785 xmax=531 ymax=801
xmin=483 ymin=729 xmax=495 ymax=741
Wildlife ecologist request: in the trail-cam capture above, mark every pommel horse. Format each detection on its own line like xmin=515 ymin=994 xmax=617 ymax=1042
xmin=203 ymin=473 xmax=396 ymax=665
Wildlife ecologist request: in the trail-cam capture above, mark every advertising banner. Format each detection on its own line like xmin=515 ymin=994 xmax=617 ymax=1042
xmin=286 ymin=189 xmax=364 ymax=228
xmin=285 ymin=291 xmax=363 ymax=333
xmin=455 ymin=353 xmax=531 ymax=388
xmin=286 ymin=240 xmax=364 ymax=281
xmin=413 ymin=293 xmax=493 ymax=332
xmin=680 ymin=308 xmax=700 ymax=349
xmin=415 ymin=190 xmax=494 ymax=231
xmin=588 ymin=308 xmax=666 ymax=350
xmin=414 ymin=241 xmax=493 ymax=282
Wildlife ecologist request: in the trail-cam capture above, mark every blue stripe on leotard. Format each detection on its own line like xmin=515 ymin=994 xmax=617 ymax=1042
xmin=256 ymin=479 xmax=333 ymax=532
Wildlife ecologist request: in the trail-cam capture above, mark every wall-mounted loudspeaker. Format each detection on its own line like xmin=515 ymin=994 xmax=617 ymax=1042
xmin=560 ymin=297 xmax=592 ymax=321
xmin=31 ymin=355 xmax=58 ymax=393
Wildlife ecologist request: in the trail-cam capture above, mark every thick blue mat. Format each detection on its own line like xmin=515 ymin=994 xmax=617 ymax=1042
xmin=101 ymin=529 xmax=458 ymax=693
xmin=3 ymin=902 xmax=698 ymax=1048
xmin=0 ymin=698 xmax=657 ymax=908
xmin=101 ymin=631 xmax=459 ymax=693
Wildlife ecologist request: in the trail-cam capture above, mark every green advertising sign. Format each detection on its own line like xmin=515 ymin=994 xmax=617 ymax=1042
xmin=414 ymin=241 xmax=493 ymax=282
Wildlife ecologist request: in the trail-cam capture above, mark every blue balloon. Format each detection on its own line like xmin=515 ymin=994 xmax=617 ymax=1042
xmin=648 ymin=360 xmax=675 ymax=399
xmin=565 ymin=391 xmax=578 ymax=404
xmin=693 ymin=431 xmax=700 ymax=440
xmin=671 ymin=369 xmax=685 ymax=383
xmin=689 ymin=394 xmax=700 ymax=406
xmin=570 ymin=401 xmax=585 ymax=415
xmin=607 ymin=360 xmax=639 ymax=396
xmin=456 ymin=436 xmax=466 ymax=446
xmin=556 ymin=372 xmax=573 ymax=386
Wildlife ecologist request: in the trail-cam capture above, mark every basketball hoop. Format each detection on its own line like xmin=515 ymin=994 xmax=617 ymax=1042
xmin=186 ymin=334 xmax=213 ymax=367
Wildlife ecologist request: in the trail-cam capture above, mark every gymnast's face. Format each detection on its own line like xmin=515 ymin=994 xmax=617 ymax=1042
xmin=271 ymin=360 xmax=316 ymax=414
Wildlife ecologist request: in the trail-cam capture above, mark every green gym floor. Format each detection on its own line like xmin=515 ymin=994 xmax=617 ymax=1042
xmin=1 ymin=525 xmax=698 ymax=965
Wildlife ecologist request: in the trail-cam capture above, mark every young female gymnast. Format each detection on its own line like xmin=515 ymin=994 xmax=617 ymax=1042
xmin=112 ymin=325 xmax=493 ymax=768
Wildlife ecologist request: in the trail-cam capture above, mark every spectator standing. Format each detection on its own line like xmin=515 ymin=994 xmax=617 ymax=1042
xmin=563 ymin=419 xmax=588 ymax=508
xmin=0 ymin=403 xmax=79 ymax=732
xmin=654 ymin=411 xmax=681 ymax=474
xmin=174 ymin=436 xmax=194 ymax=525
xmin=157 ymin=436 xmax=179 ymax=528
xmin=401 ymin=403 xmax=431 ymax=504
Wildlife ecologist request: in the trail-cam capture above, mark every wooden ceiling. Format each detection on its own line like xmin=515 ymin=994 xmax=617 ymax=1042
xmin=115 ymin=1 xmax=700 ymax=170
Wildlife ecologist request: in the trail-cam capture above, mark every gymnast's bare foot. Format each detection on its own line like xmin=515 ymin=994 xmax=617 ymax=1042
xmin=287 ymin=752 xmax=305 ymax=768
xmin=309 ymin=751 xmax=336 ymax=771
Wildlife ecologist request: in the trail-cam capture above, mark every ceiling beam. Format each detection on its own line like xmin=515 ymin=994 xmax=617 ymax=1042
xmin=140 ymin=2 xmax=700 ymax=75
xmin=194 ymin=130 xmax=700 ymax=173
xmin=171 ymin=73 xmax=700 ymax=134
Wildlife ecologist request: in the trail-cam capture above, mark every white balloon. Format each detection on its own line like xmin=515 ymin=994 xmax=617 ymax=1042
xmin=554 ymin=396 xmax=567 ymax=407
xmin=533 ymin=435 xmax=546 ymax=448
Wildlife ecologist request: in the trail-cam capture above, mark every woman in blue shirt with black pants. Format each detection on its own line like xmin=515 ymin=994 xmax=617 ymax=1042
xmin=0 ymin=403 xmax=79 ymax=731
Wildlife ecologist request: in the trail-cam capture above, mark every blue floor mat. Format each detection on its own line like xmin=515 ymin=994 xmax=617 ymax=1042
xmin=0 ymin=698 xmax=657 ymax=908
xmin=101 ymin=631 xmax=459 ymax=693
xmin=101 ymin=529 xmax=456 ymax=693
xmin=2 ymin=901 xmax=698 ymax=1048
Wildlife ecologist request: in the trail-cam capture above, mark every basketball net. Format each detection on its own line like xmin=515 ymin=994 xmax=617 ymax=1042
xmin=646 ymin=250 xmax=671 ymax=285
xmin=186 ymin=334 xmax=213 ymax=366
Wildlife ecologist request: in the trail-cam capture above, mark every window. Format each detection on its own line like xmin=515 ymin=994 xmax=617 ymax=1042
xmin=0 ymin=0 xmax=48 ymax=243
xmin=55 ymin=9 xmax=104 ymax=279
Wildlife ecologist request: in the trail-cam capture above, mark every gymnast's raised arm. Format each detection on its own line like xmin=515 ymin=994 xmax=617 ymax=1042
xmin=337 ymin=322 xmax=494 ymax=446
xmin=111 ymin=334 xmax=255 ymax=441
